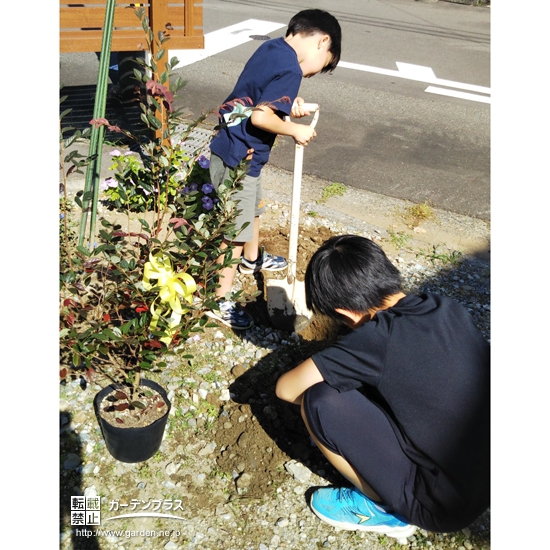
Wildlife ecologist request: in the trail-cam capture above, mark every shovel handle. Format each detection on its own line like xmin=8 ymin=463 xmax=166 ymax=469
xmin=286 ymin=102 xmax=320 ymax=288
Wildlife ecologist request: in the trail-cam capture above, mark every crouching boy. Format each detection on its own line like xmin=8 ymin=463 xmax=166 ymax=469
xmin=276 ymin=235 xmax=490 ymax=538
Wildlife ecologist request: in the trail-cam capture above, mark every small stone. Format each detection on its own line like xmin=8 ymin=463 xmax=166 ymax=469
xmin=198 ymin=442 xmax=216 ymax=456
xmin=236 ymin=472 xmax=252 ymax=489
xmin=166 ymin=462 xmax=180 ymax=475
xmin=198 ymin=388 xmax=208 ymax=400
xmin=284 ymin=460 xmax=312 ymax=483
xmin=84 ymin=486 xmax=97 ymax=497
xmin=219 ymin=389 xmax=231 ymax=401
xmin=81 ymin=463 xmax=95 ymax=475
xmin=262 ymin=405 xmax=278 ymax=420
xmin=231 ymin=365 xmax=246 ymax=377
xmin=275 ymin=517 xmax=289 ymax=528
xmin=63 ymin=454 xmax=81 ymax=470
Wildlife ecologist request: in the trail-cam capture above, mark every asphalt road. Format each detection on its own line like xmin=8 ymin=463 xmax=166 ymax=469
xmin=59 ymin=0 xmax=490 ymax=220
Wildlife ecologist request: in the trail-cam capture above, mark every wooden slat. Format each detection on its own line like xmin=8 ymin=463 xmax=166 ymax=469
xmin=60 ymin=30 xmax=149 ymax=52
xmin=60 ymin=1 xmax=149 ymax=5
xmin=60 ymin=7 xmax=144 ymax=29
xmin=60 ymin=32 xmax=203 ymax=52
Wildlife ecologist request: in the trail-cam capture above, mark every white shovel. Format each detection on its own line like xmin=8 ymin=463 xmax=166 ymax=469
xmin=266 ymin=103 xmax=319 ymax=333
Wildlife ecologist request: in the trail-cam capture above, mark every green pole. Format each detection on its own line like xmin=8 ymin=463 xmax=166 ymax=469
xmin=78 ymin=0 xmax=117 ymax=248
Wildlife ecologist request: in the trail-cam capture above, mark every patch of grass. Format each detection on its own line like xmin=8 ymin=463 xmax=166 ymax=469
xmin=417 ymin=244 xmax=463 ymax=266
xmin=307 ymin=210 xmax=318 ymax=217
xmin=318 ymin=182 xmax=346 ymax=203
xmin=209 ymin=465 xmax=232 ymax=482
xmin=150 ymin=450 xmax=164 ymax=463
xmin=138 ymin=463 xmax=153 ymax=479
xmin=401 ymin=201 xmax=434 ymax=228
xmin=388 ymin=229 xmax=412 ymax=249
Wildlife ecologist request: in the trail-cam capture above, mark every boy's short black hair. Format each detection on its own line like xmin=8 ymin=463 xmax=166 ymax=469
xmin=305 ymin=235 xmax=403 ymax=321
xmin=286 ymin=9 xmax=342 ymax=73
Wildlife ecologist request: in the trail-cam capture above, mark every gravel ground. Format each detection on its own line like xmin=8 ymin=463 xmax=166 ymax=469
xmin=60 ymin=189 xmax=490 ymax=550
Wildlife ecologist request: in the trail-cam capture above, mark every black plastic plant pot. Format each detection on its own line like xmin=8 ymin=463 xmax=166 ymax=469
xmin=94 ymin=378 xmax=171 ymax=463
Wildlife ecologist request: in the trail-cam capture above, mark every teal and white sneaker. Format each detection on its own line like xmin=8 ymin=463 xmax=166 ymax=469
xmin=239 ymin=247 xmax=287 ymax=274
xmin=310 ymin=486 xmax=417 ymax=539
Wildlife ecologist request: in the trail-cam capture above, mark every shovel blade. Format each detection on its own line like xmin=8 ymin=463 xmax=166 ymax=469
xmin=266 ymin=278 xmax=312 ymax=333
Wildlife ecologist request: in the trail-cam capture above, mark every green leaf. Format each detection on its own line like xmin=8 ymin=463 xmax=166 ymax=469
xmin=147 ymin=113 xmax=162 ymax=130
xmin=76 ymin=245 xmax=91 ymax=257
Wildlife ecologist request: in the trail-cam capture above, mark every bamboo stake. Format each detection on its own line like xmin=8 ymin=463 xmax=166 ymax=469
xmin=78 ymin=0 xmax=117 ymax=248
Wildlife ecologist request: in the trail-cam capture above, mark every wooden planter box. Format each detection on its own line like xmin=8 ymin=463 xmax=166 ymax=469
xmin=60 ymin=0 xmax=204 ymax=53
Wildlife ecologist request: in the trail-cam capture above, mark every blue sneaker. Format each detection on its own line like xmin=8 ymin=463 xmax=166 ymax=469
xmin=239 ymin=247 xmax=287 ymax=274
xmin=205 ymin=300 xmax=254 ymax=330
xmin=310 ymin=486 xmax=417 ymax=539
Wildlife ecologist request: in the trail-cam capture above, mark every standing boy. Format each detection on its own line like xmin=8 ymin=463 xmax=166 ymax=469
xmin=276 ymin=235 xmax=490 ymax=538
xmin=207 ymin=9 xmax=342 ymax=330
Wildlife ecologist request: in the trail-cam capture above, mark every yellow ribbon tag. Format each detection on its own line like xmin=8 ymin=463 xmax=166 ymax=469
xmin=142 ymin=252 xmax=197 ymax=344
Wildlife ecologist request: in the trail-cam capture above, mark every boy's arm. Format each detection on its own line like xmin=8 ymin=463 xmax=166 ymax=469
xmin=251 ymin=105 xmax=316 ymax=146
xmin=275 ymin=357 xmax=324 ymax=405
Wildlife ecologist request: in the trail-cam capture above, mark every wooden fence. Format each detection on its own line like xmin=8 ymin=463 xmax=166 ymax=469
xmin=60 ymin=0 xmax=204 ymax=53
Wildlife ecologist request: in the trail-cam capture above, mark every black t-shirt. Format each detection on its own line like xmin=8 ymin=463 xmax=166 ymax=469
xmin=312 ymin=293 xmax=490 ymax=518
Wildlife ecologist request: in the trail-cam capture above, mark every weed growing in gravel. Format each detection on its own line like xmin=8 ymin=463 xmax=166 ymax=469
xmin=388 ymin=228 xmax=412 ymax=249
xmin=138 ymin=463 xmax=153 ymax=479
xmin=417 ymin=244 xmax=463 ymax=266
xmin=318 ymin=181 xmax=346 ymax=203
xmin=401 ymin=201 xmax=434 ymax=228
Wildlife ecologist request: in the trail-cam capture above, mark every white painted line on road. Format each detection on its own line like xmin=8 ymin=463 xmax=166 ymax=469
xmin=170 ymin=19 xmax=286 ymax=68
xmin=339 ymin=60 xmax=490 ymax=98
xmin=169 ymin=19 xmax=490 ymax=103
xmin=425 ymin=86 xmax=491 ymax=104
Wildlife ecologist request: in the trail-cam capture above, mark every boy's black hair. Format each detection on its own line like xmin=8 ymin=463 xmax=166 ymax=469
xmin=286 ymin=9 xmax=342 ymax=73
xmin=305 ymin=235 xmax=403 ymax=321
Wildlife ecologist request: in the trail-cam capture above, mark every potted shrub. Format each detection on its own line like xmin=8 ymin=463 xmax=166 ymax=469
xmin=59 ymin=10 xmax=251 ymax=462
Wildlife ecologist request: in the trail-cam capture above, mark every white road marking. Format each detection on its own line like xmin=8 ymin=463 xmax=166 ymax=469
xmin=170 ymin=20 xmax=490 ymax=103
xmin=339 ymin=60 xmax=490 ymax=102
xmin=425 ymin=86 xmax=490 ymax=104
xmin=170 ymin=19 xmax=286 ymax=68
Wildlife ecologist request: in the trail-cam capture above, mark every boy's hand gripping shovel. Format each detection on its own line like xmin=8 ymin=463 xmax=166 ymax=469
xmin=266 ymin=103 xmax=319 ymax=333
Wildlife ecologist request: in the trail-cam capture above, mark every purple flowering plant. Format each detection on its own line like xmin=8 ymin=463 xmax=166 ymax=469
xmin=60 ymin=9 xmax=254 ymax=400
